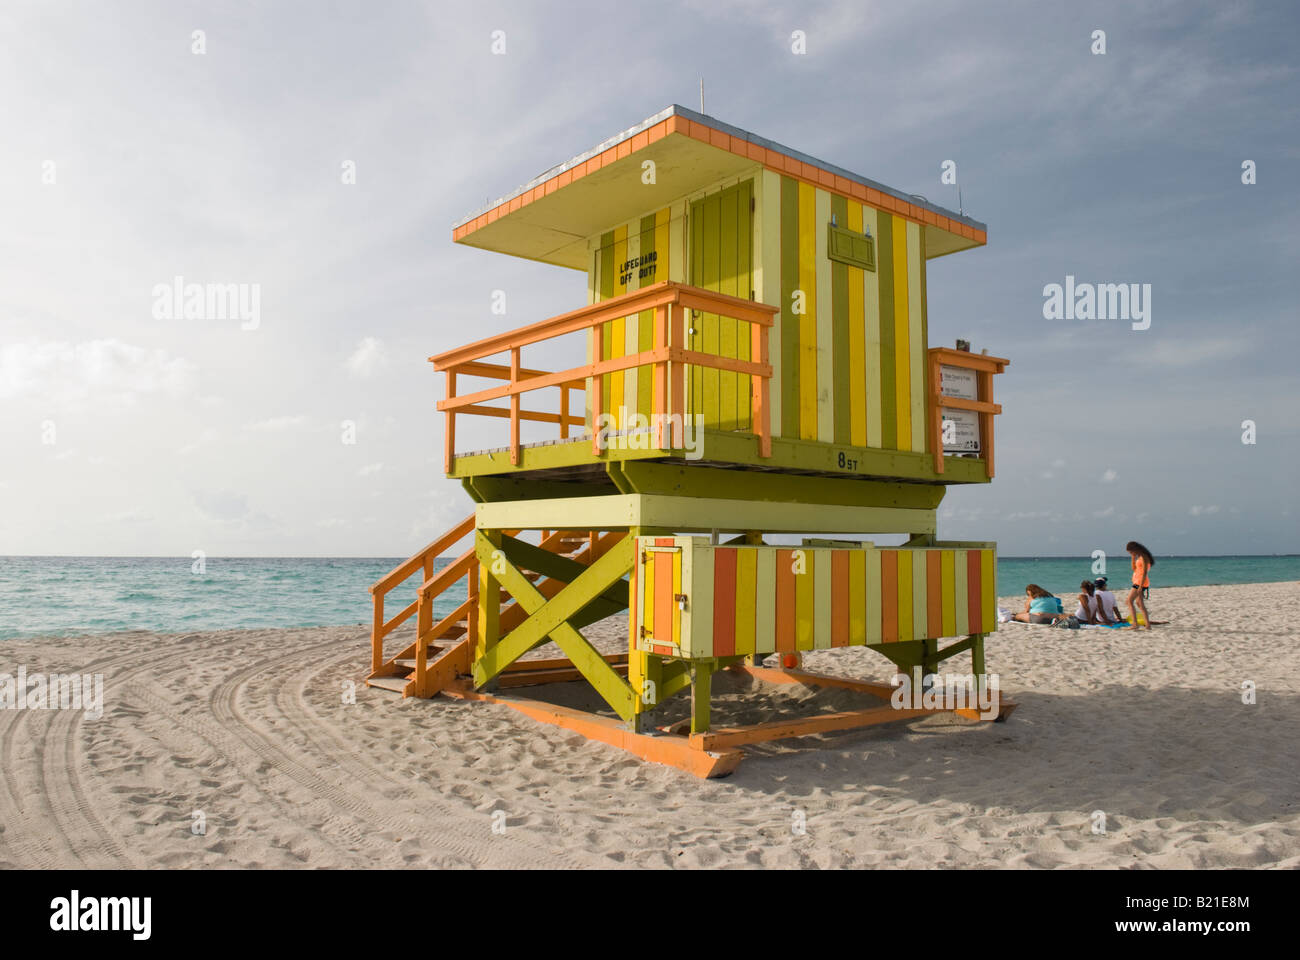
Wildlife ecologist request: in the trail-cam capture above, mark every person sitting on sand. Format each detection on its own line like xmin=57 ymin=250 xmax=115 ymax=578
xmin=1075 ymin=581 xmax=1102 ymax=624
xmin=1126 ymin=540 xmax=1155 ymax=630
xmin=1092 ymin=576 xmax=1125 ymax=624
xmin=1012 ymin=584 xmax=1065 ymax=624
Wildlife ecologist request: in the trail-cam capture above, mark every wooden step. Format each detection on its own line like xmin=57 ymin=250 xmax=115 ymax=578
xmin=366 ymin=675 xmax=411 ymax=694
xmin=394 ymin=651 xmax=442 ymax=669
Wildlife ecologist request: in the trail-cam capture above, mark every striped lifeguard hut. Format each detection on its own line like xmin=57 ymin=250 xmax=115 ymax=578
xmin=367 ymin=106 xmax=1013 ymax=777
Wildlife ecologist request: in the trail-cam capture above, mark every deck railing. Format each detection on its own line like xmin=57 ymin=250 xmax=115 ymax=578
xmin=927 ymin=347 xmax=1009 ymax=477
xmin=369 ymin=514 xmax=477 ymax=674
xmin=429 ymin=281 xmax=778 ymax=471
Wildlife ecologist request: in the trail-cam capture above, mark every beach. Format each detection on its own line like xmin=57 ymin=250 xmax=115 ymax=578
xmin=2 ymin=580 xmax=1297 ymax=869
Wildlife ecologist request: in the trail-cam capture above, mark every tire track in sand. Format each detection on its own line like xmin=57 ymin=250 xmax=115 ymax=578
xmin=1 ymin=637 xmax=195 ymax=869
xmin=211 ymin=639 xmax=590 ymax=868
xmin=276 ymin=639 xmax=597 ymax=869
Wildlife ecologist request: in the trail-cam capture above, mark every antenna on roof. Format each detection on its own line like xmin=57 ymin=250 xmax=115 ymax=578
xmin=958 ymin=186 xmax=963 ymax=216
xmin=699 ymin=78 xmax=704 ymax=114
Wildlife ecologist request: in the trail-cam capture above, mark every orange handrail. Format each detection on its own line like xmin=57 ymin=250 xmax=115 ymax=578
xmin=430 ymin=281 xmax=778 ymax=471
xmin=369 ymin=514 xmax=476 ymax=673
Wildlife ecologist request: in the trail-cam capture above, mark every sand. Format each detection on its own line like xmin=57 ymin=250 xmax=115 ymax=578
xmin=2 ymin=580 xmax=1298 ymax=869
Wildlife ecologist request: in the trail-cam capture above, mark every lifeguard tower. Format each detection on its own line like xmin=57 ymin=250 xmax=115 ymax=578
xmin=368 ymin=106 xmax=1012 ymax=777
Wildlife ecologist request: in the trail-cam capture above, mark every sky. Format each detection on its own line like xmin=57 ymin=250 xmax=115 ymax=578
xmin=1 ymin=0 xmax=1297 ymax=558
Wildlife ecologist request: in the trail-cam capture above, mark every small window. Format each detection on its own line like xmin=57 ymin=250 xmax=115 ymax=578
xmin=827 ymin=223 xmax=875 ymax=271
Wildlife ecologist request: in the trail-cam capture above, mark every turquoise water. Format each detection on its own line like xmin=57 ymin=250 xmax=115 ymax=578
xmin=0 ymin=555 xmax=1295 ymax=641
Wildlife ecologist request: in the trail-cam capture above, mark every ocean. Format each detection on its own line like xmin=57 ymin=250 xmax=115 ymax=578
xmin=0 ymin=554 xmax=1296 ymax=641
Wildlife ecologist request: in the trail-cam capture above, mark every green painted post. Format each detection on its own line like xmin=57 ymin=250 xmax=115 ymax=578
xmin=971 ymin=632 xmax=986 ymax=702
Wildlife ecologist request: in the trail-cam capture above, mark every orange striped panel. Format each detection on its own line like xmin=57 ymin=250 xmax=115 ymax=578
xmin=713 ymin=548 xmax=737 ymax=657
xmin=831 ymin=550 xmax=849 ymax=647
xmin=655 ymin=551 xmax=674 ymax=650
xmin=776 ymin=549 xmax=796 ymax=652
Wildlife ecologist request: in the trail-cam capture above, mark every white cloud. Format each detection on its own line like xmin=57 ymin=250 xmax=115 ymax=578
xmin=1004 ymin=510 xmax=1052 ymax=521
xmin=179 ymin=428 xmax=219 ymax=455
xmin=346 ymin=337 xmax=388 ymax=378
xmin=1093 ymin=505 xmax=1115 ymax=518
xmin=247 ymin=416 xmax=307 ymax=432
xmin=0 ymin=339 xmax=195 ymax=406
xmin=358 ymin=462 xmax=383 ymax=477
xmin=1142 ymin=339 xmax=1248 ymax=368
xmin=1189 ymin=504 xmax=1220 ymax=516
xmin=1101 ymin=469 xmax=1118 ymax=483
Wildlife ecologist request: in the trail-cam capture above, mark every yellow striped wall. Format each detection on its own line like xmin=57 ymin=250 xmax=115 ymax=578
xmin=636 ymin=537 xmax=997 ymax=660
xmin=582 ymin=169 xmax=931 ymax=453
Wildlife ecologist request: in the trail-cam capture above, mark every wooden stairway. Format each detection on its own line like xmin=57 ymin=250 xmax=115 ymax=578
xmin=367 ymin=519 xmax=622 ymax=698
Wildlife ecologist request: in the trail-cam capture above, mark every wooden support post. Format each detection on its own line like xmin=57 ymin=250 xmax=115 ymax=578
xmin=971 ymin=632 xmax=986 ymax=700
xmin=415 ymin=553 xmax=434 ymax=688
xmin=558 ymin=386 xmax=569 ymax=440
xmin=744 ymin=531 xmax=766 ymax=666
xmin=629 ymin=654 xmax=663 ymax=733
xmin=509 ymin=347 xmax=521 ymax=465
xmin=478 ymin=529 xmax=501 ymax=678
xmin=653 ymin=305 xmax=667 ymax=448
xmin=921 ymin=637 xmax=941 ymax=678
xmin=466 ymin=558 xmax=479 ymax=666
xmin=751 ymin=319 xmax=771 ymax=457
xmin=929 ymin=353 xmax=944 ymax=475
xmin=690 ymin=660 xmax=713 ymax=735
xmin=978 ymin=369 xmax=995 ymax=478
xmin=444 ymin=370 xmax=457 ymax=474
xmin=668 ymin=304 xmax=685 ymax=448
xmin=371 ymin=595 xmax=384 ymax=673
xmin=591 ymin=324 xmax=603 ymax=457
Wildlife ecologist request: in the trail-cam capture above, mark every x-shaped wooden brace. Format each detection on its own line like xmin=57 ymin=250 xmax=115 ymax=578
xmin=473 ymin=530 xmax=637 ymax=721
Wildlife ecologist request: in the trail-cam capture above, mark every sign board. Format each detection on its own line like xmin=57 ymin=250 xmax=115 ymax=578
xmin=939 ymin=365 xmax=977 ymax=401
xmin=941 ymin=408 xmax=981 ymax=454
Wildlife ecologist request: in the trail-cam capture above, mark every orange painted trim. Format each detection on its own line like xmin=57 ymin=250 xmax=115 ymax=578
xmin=713 ymin=547 xmax=738 ymax=658
xmin=453 ymin=113 xmax=987 ymax=247
xmin=443 ymin=683 xmax=743 ymax=778
xmin=775 ymin=549 xmax=796 ymax=653
xmin=736 ymin=664 xmax=1017 ymax=724
xmin=831 ymin=550 xmax=849 ymax=647
xmin=693 ymin=705 xmax=934 ymax=750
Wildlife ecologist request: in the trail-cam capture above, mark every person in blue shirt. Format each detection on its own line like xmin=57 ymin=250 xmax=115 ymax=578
xmin=1011 ymin=583 xmax=1065 ymax=624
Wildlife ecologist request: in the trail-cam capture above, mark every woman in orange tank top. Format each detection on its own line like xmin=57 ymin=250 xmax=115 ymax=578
xmin=1125 ymin=540 xmax=1155 ymax=630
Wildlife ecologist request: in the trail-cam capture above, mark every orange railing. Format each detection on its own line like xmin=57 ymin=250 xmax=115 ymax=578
xmin=429 ymin=281 xmax=778 ymax=471
xmin=369 ymin=514 xmax=477 ymax=676
xmin=927 ymin=347 xmax=1009 ymax=477
xmin=369 ymin=519 xmax=627 ymax=696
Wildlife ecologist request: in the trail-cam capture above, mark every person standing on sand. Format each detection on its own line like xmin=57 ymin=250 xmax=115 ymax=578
xmin=1126 ymin=540 xmax=1155 ymax=630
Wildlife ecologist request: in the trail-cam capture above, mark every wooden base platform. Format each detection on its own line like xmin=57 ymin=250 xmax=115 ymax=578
xmin=434 ymin=661 xmax=1015 ymax=779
